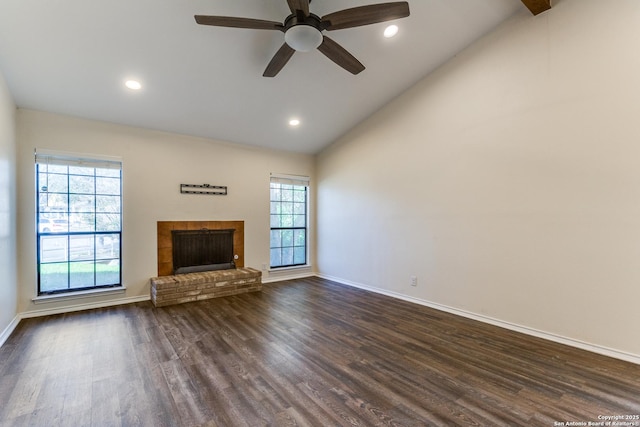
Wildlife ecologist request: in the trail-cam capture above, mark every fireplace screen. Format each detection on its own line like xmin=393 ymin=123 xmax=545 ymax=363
xmin=172 ymin=229 xmax=235 ymax=274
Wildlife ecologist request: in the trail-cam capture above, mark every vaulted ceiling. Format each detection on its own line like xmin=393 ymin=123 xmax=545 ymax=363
xmin=0 ymin=0 xmax=549 ymax=154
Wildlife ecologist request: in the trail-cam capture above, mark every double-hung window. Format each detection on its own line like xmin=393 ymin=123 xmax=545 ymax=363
xmin=36 ymin=150 xmax=122 ymax=295
xmin=270 ymin=174 xmax=309 ymax=268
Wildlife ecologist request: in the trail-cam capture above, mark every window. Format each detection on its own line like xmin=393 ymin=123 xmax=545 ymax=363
xmin=270 ymin=174 xmax=309 ymax=268
xmin=36 ymin=150 xmax=122 ymax=295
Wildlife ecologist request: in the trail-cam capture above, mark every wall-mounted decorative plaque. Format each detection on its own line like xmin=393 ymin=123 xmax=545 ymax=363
xmin=180 ymin=184 xmax=227 ymax=195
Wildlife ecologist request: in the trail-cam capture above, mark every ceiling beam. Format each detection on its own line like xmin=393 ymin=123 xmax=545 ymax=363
xmin=520 ymin=0 xmax=551 ymax=15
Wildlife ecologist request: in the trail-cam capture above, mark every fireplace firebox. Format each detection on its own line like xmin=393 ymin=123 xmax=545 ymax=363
xmin=172 ymin=228 xmax=235 ymax=274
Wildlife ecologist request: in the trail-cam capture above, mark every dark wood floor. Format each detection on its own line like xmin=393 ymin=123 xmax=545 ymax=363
xmin=1 ymin=277 xmax=639 ymax=426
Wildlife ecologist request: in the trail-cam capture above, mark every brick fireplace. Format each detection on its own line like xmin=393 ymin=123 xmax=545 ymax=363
xmin=151 ymin=220 xmax=261 ymax=307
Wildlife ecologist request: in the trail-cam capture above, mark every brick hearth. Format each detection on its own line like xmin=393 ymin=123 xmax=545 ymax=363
xmin=150 ymin=267 xmax=262 ymax=307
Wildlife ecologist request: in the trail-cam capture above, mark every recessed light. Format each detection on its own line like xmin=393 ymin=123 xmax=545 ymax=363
xmin=125 ymin=80 xmax=142 ymax=90
xmin=384 ymin=25 xmax=399 ymax=38
xmin=289 ymin=118 xmax=300 ymax=127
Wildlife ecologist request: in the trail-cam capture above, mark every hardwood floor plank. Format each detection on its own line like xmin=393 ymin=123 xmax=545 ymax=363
xmin=161 ymin=358 xmax=213 ymax=426
xmin=1 ymin=277 xmax=639 ymax=426
xmin=0 ymin=373 xmax=20 ymax=420
xmin=116 ymin=380 xmax=157 ymax=427
xmin=91 ymin=377 xmax=121 ymax=426
xmin=3 ymin=357 xmax=50 ymax=419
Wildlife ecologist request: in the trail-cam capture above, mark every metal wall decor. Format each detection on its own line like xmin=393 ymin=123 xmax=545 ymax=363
xmin=180 ymin=183 xmax=228 ymax=195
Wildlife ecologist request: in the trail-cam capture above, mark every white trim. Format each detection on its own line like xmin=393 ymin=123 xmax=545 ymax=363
xmin=32 ymin=286 xmax=127 ymax=304
xmin=268 ymin=264 xmax=312 ymax=273
xmin=316 ymin=273 xmax=640 ymax=366
xmin=0 ymin=315 xmax=21 ymax=348
xmin=21 ymin=294 xmax=150 ymax=319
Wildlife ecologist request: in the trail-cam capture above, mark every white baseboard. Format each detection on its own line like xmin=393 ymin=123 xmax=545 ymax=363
xmin=0 ymin=315 xmax=21 ymax=348
xmin=19 ymin=294 xmax=150 ymax=319
xmin=316 ymin=273 xmax=640 ymax=366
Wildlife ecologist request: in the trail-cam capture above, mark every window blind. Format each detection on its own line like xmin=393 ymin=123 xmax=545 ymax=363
xmin=35 ymin=149 xmax=122 ymax=170
xmin=270 ymin=173 xmax=310 ymax=187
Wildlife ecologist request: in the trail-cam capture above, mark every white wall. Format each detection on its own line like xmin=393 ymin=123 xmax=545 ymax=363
xmin=16 ymin=109 xmax=314 ymax=314
xmin=0 ymin=72 xmax=17 ymax=341
xmin=317 ymin=0 xmax=640 ymax=360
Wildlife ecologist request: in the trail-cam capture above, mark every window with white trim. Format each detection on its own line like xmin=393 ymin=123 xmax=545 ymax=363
xmin=36 ymin=150 xmax=122 ymax=295
xmin=270 ymin=174 xmax=309 ymax=268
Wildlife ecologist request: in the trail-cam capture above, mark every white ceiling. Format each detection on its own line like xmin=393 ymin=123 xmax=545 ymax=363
xmin=0 ymin=0 xmax=529 ymax=154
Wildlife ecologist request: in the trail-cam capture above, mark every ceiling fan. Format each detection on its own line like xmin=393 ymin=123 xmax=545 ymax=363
xmin=195 ymin=1 xmax=410 ymax=77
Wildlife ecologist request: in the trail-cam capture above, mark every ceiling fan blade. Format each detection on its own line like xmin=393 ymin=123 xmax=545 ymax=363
xmin=322 ymin=2 xmax=410 ymax=31
xmin=263 ymin=43 xmax=296 ymax=77
xmin=287 ymin=0 xmax=310 ymax=17
xmin=195 ymin=15 xmax=284 ymax=31
xmin=317 ymin=36 xmax=365 ymax=75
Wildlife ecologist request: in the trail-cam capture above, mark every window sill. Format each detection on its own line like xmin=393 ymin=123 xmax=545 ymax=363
xmin=264 ymin=265 xmax=314 ymax=282
xmin=32 ymin=286 xmax=126 ymax=304
xmin=268 ymin=264 xmax=312 ymax=273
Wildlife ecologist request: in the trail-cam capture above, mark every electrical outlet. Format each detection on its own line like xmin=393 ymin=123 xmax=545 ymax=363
xmin=262 ymin=263 xmax=267 ymax=271
xmin=410 ymin=275 xmax=417 ymax=286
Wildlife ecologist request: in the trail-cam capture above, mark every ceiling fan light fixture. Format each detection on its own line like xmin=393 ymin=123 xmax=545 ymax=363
xmin=285 ymin=25 xmax=322 ymax=52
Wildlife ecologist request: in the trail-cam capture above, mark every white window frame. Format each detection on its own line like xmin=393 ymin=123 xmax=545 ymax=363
xmin=35 ymin=149 xmax=123 ymax=295
xmin=269 ymin=173 xmax=310 ymax=269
